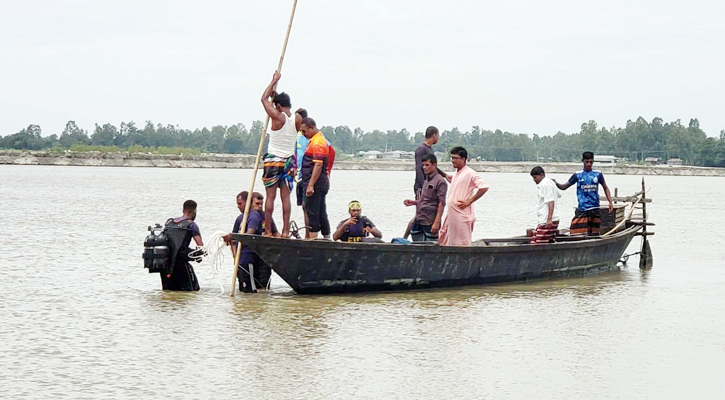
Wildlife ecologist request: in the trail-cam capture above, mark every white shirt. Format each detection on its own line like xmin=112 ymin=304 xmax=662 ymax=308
xmin=536 ymin=176 xmax=560 ymax=224
xmin=267 ymin=112 xmax=297 ymax=158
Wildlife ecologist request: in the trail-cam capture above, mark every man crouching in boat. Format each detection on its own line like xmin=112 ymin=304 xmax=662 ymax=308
xmin=333 ymin=200 xmax=383 ymax=242
xmin=403 ymin=153 xmax=447 ymax=242
xmin=438 ymin=147 xmax=489 ymax=246
xmin=529 ymin=166 xmax=561 ymax=244
xmin=161 ymin=200 xmax=203 ymax=291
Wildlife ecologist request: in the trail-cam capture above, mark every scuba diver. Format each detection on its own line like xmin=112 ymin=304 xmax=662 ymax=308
xmin=152 ymin=200 xmax=204 ymax=291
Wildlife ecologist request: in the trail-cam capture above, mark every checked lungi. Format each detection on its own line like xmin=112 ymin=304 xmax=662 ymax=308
xmin=530 ymin=220 xmax=560 ymax=244
xmin=262 ymin=153 xmax=295 ymax=190
xmin=569 ymin=208 xmax=601 ymax=236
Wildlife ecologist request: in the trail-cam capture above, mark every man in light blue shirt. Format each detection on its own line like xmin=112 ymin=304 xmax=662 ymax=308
xmin=293 ymin=108 xmax=310 ymax=238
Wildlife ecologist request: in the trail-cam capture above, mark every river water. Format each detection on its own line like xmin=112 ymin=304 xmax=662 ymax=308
xmin=1 ymin=165 xmax=723 ymax=399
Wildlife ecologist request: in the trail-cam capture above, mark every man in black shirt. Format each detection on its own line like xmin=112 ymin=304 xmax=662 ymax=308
xmin=333 ymin=201 xmax=382 ymax=242
xmin=161 ymin=200 xmax=204 ymax=291
xmin=414 ymin=126 xmax=450 ymax=199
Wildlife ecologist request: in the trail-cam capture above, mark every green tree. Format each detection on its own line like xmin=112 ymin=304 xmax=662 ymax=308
xmin=91 ymin=123 xmax=118 ymax=146
xmin=59 ymin=121 xmax=90 ymax=148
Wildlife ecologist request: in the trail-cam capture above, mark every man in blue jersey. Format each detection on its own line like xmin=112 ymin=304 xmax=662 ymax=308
xmin=554 ymin=151 xmax=613 ymax=236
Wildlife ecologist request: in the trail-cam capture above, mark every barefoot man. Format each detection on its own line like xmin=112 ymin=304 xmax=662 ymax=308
xmin=261 ymin=70 xmax=301 ymax=237
xmin=438 ymin=146 xmax=489 ymax=246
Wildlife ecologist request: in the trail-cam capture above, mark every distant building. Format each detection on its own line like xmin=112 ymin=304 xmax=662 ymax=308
xmin=667 ymin=158 xmax=684 ymax=166
xmin=645 ymin=157 xmax=661 ymax=165
xmin=594 ymin=155 xmax=616 ymax=163
xmin=381 ymin=150 xmax=414 ymax=160
xmin=357 ymin=150 xmax=382 ymax=159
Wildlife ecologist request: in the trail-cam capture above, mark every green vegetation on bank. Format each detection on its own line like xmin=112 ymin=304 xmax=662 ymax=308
xmin=67 ymin=144 xmax=201 ymax=155
xmin=2 ymin=117 xmax=724 ymax=166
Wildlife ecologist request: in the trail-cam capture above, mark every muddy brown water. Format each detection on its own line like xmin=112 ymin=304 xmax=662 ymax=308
xmin=2 ymin=165 xmax=723 ymax=399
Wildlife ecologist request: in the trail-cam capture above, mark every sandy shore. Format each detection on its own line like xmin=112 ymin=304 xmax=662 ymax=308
xmin=2 ymin=150 xmax=723 ymax=176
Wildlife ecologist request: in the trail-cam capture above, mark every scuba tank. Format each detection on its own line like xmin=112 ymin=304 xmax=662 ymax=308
xmin=143 ymin=224 xmax=171 ymax=274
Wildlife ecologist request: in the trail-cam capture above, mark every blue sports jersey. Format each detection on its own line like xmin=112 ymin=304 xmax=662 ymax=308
xmin=568 ymin=170 xmax=606 ymax=211
xmin=295 ymin=133 xmax=309 ymax=181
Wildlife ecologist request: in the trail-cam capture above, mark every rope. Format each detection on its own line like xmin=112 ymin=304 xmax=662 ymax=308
xmin=236 ymin=263 xmax=267 ymax=292
xmin=188 ymin=231 xmax=228 ymax=293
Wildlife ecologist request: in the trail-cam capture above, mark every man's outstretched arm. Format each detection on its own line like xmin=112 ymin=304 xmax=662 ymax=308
xmin=553 ymin=180 xmax=573 ymax=191
xmin=602 ymin=182 xmax=614 ymax=212
xmin=261 ymin=70 xmax=284 ymax=124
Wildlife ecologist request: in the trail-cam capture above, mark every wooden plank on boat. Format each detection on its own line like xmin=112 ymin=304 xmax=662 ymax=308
xmin=628 ymin=221 xmax=655 ymax=226
xmin=612 ymin=196 xmax=652 ymax=203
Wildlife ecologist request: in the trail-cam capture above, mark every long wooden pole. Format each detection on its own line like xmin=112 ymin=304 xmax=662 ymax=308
xmin=231 ymin=0 xmax=299 ymax=296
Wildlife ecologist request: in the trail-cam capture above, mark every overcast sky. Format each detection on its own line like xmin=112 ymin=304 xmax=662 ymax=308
xmin=1 ymin=0 xmax=723 ymax=137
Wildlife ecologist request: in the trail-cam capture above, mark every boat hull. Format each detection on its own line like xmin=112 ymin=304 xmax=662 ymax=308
xmin=233 ymin=226 xmax=640 ymax=294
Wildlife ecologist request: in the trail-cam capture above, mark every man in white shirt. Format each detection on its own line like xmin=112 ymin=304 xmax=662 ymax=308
xmin=260 ymin=70 xmax=302 ymax=237
xmin=530 ymin=166 xmax=560 ymax=244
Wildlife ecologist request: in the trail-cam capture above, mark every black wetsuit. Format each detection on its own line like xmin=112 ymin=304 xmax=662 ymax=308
xmin=160 ymin=217 xmax=200 ymax=291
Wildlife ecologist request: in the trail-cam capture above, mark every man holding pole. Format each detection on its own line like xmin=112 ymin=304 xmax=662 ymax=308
xmin=231 ymin=0 xmax=298 ymax=296
xmin=261 ymin=70 xmax=300 ymax=238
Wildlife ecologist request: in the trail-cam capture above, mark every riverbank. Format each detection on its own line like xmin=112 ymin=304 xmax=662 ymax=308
xmin=1 ymin=150 xmax=723 ymax=176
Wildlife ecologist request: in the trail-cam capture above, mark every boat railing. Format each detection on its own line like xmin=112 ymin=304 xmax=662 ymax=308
xmin=610 ymin=178 xmax=654 ymax=268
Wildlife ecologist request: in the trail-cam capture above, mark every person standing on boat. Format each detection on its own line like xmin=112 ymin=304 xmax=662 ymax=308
xmin=403 ymin=153 xmax=447 ymax=242
xmin=300 ymin=117 xmax=333 ymax=239
xmin=333 ymin=201 xmax=383 ymax=242
xmin=414 ymin=126 xmax=450 ymax=198
xmin=293 ymin=109 xmax=335 ymax=238
xmin=161 ymin=200 xmax=203 ymax=291
xmin=529 ymin=166 xmax=561 ymax=244
xmin=404 ymin=126 xmax=451 ymax=239
xmin=554 ymin=151 xmax=613 ymax=236
xmin=261 ymin=70 xmax=301 ymax=238
xmin=294 ymin=108 xmax=311 ymax=237
xmin=438 ymin=147 xmax=489 ymax=246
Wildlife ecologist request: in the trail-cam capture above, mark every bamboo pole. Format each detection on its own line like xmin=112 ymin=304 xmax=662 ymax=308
xmin=639 ymin=177 xmax=653 ymax=269
xmin=231 ymin=0 xmax=299 ymax=296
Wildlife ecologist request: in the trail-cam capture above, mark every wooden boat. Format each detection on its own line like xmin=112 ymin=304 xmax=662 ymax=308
xmin=231 ymin=184 xmax=653 ymax=295
xmin=232 ymin=224 xmax=645 ymax=294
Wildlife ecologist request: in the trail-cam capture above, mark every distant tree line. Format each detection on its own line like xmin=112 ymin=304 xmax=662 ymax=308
xmin=2 ymin=117 xmax=724 ymax=167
